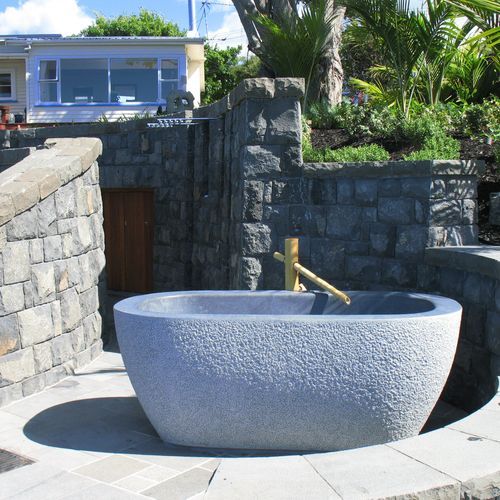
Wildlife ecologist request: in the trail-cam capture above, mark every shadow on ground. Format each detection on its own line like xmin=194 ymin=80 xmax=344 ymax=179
xmin=23 ymin=397 xmax=304 ymax=459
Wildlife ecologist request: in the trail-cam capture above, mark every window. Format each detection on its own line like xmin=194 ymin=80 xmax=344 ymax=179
xmin=39 ymin=60 xmax=58 ymax=102
xmin=0 ymin=71 xmax=15 ymax=100
xmin=61 ymin=59 xmax=108 ymax=103
xmin=110 ymin=58 xmax=157 ymax=103
xmin=37 ymin=57 xmax=181 ymax=105
xmin=160 ymin=59 xmax=179 ymax=101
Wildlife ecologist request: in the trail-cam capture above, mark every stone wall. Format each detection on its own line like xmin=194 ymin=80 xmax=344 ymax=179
xmin=419 ymin=247 xmax=499 ymax=412
xmin=0 ymin=138 xmax=105 ymax=406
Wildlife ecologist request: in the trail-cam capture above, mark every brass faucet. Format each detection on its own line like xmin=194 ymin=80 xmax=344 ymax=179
xmin=273 ymin=238 xmax=351 ymax=305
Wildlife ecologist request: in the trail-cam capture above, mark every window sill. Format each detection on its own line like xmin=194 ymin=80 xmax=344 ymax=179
xmin=0 ymin=100 xmax=18 ymax=103
xmin=34 ymin=102 xmax=164 ymax=107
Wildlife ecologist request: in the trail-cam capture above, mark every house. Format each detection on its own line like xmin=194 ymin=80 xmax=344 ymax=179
xmin=0 ymin=34 xmax=205 ymax=123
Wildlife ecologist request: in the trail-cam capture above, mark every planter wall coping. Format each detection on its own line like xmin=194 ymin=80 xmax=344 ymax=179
xmin=0 ymin=137 xmax=102 ymax=227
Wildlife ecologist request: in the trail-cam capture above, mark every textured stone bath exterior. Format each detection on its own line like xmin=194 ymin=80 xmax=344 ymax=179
xmin=115 ymin=290 xmax=461 ymax=451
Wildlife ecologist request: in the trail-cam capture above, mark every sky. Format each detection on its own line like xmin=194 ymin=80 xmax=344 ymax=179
xmin=0 ymin=0 xmax=248 ymax=50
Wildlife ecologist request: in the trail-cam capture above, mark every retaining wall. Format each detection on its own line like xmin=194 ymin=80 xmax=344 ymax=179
xmin=0 ymin=138 xmax=105 ymax=406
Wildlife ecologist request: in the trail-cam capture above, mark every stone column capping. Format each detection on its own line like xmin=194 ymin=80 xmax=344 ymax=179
xmin=0 ymin=138 xmax=102 ymax=226
xmin=425 ymin=245 xmax=500 ymax=280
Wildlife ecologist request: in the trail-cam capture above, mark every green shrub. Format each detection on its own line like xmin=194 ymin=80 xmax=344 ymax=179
xmin=403 ymin=134 xmax=461 ymax=160
xmin=323 ymin=144 xmax=390 ymax=162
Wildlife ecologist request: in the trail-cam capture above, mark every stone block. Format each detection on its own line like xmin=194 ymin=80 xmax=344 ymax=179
xmin=79 ymin=287 xmax=99 ymax=319
xmin=369 ymin=224 xmax=396 ymax=257
xmin=76 ymin=253 xmax=94 ymax=293
xmin=430 ymin=200 xmax=462 ymax=225
xmin=447 ymin=178 xmax=476 ymax=199
xmin=345 ymin=256 xmax=382 ymax=283
xmin=23 ymin=281 xmax=33 ymax=309
xmin=310 ymin=239 xmax=345 ymax=280
xmin=0 ymin=314 xmax=20 ymax=356
xmin=29 ymin=239 xmax=44 ymax=264
xmin=241 ymin=145 xmax=282 ymax=180
xmin=354 ymin=179 xmax=378 ymax=205
xmin=61 ymin=233 xmax=72 ymax=258
xmin=444 ymin=225 xmax=478 ymax=245
xmin=326 ymin=206 xmax=364 ymax=240
xmin=241 ymin=257 xmax=263 ymax=290
xmin=0 ymin=348 xmax=35 ymax=386
xmin=274 ymin=78 xmax=305 ymax=97
xmin=33 ymin=341 xmax=53 ymax=372
xmin=428 ymin=226 xmax=446 ymax=246
xmin=43 ymin=235 xmax=63 ymax=262
xmin=54 ymin=181 xmax=77 ymax=219
xmin=310 ymin=179 xmax=336 ymax=205
xmin=378 ymin=198 xmax=414 ymax=224
xmin=462 ymin=303 xmax=486 ymax=346
xmin=262 ymin=205 xmax=288 ymax=235
xmin=401 ymin=178 xmax=431 ymax=198
xmin=7 ymin=180 xmax=40 ymax=216
xmin=273 ymin=179 xmax=306 ymax=204
xmin=22 ymin=373 xmax=46 ymax=397
xmin=51 ymin=334 xmax=74 ymax=365
xmin=51 ymin=301 xmax=63 ymax=337
xmin=72 ymin=217 xmax=93 ymax=255
xmin=59 ymin=287 xmax=82 ymax=332
xmin=290 ymin=206 xmax=326 ymax=237
xmin=70 ymin=326 xmax=85 ymax=352
xmin=378 ymin=179 xmax=401 ymax=197
xmin=462 ymin=199 xmax=477 ymax=225
xmin=282 ymin=145 xmax=302 ymax=177
xmin=6 ymin=208 xmax=37 ymax=241
xmin=31 ymin=263 xmax=56 ymax=305
xmin=0 ymin=193 xmax=16 ymax=226
xmin=417 ymin=264 xmax=440 ymax=292
xmin=461 ymin=472 xmax=500 ymax=500
xmin=490 ymin=193 xmax=500 ymax=226
xmin=463 ymin=273 xmax=482 ymax=304
xmin=18 ymin=303 xmax=54 ymax=347
xmin=2 ymin=240 xmax=30 ymax=284
xmin=439 ymin=268 xmax=465 ymax=298
xmin=395 ymin=226 xmax=428 ymax=262
xmin=36 ymin=195 xmax=57 ymax=238
xmin=245 ymin=100 xmax=267 ymax=144
xmin=0 ymin=284 xmax=25 ymax=315
xmin=242 ymin=181 xmax=264 ymax=222
xmin=415 ymin=200 xmax=429 ymax=224
xmin=265 ymin=99 xmax=301 ymax=145
xmin=0 ymin=383 xmax=22 ymax=407
xmin=53 ymin=261 xmax=70 ymax=292
xmin=83 ymin=312 xmax=101 ymax=345
xmin=242 ymin=223 xmax=273 ymax=256
xmin=337 ymin=179 xmax=354 ymax=204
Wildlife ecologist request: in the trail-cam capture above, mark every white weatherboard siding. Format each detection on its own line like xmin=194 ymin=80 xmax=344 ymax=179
xmin=26 ymin=42 xmax=202 ymax=123
xmin=0 ymin=59 xmax=27 ymax=116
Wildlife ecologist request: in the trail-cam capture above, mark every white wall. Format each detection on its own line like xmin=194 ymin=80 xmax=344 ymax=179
xmin=0 ymin=59 xmax=27 ymax=117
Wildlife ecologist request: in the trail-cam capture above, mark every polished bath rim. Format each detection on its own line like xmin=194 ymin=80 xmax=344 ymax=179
xmin=114 ymin=289 xmax=462 ymax=322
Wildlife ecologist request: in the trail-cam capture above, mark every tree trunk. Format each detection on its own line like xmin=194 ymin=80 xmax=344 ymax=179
xmin=309 ymin=4 xmax=345 ymax=106
xmin=232 ymin=0 xmax=345 ymax=105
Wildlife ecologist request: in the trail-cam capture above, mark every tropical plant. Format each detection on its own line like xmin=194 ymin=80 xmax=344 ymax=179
xmin=345 ymin=0 xmax=482 ymax=117
xmin=232 ymin=0 xmax=345 ymax=106
xmin=80 ymin=9 xmax=185 ymax=37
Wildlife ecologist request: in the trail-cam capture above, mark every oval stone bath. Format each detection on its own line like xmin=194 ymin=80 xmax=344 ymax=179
xmin=114 ymin=290 xmax=461 ymax=452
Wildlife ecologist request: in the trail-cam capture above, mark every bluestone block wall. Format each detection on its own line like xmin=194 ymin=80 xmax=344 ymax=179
xmin=0 ymin=138 xmax=105 ymax=407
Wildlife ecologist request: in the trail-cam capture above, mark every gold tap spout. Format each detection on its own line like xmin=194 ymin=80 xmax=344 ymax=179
xmin=273 ymin=238 xmax=351 ymax=305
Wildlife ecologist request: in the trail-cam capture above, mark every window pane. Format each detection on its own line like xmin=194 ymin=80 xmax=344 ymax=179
xmin=161 ymin=60 xmax=178 ymax=80
xmin=161 ymin=81 xmax=178 ymax=100
xmin=40 ymin=60 xmax=57 ymax=80
xmin=0 ymin=74 xmax=11 ymax=98
xmin=110 ymin=58 xmax=157 ymax=103
xmin=61 ymin=59 xmax=108 ymax=103
xmin=40 ymin=82 xmax=57 ymax=102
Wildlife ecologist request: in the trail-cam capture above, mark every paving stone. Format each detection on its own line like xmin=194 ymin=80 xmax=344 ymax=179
xmin=306 ymin=444 xmax=459 ymax=499
xmin=143 ymin=467 xmax=213 ymax=500
xmin=206 ymin=456 xmax=339 ymax=500
xmin=388 ymin=428 xmax=500 ymax=481
xmin=114 ymin=474 xmax=159 ymax=493
xmin=65 ymin=482 xmax=146 ymax=499
xmin=136 ymin=464 xmax=179 ymax=482
xmin=74 ymin=455 xmax=151 ymax=483
xmin=0 ymin=463 xmax=63 ymax=498
xmin=18 ymin=303 xmax=54 ymax=347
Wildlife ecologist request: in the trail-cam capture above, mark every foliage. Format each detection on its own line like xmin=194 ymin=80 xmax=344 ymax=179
xmin=80 ymin=9 xmax=185 ymax=37
xmin=342 ymin=0 xmax=498 ymax=114
xmin=403 ymin=134 xmax=461 ymax=159
xmin=202 ymin=46 xmax=260 ymax=105
xmin=322 ymin=144 xmax=391 ymax=161
xmin=252 ymin=0 xmax=336 ymax=108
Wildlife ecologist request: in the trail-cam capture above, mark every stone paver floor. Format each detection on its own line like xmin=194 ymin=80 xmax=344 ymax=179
xmin=0 ymin=350 xmax=472 ymax=499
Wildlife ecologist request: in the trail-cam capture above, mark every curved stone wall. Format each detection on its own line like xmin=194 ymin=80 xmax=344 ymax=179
xmin=0 ymin=138 xmax=105 ymax=406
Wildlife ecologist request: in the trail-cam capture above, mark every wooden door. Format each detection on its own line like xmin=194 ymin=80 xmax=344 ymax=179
xmin=102 ymin=189 xmax=154 ymax=292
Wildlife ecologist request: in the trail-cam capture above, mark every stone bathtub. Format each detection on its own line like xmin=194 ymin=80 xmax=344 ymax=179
xmin=114 ymin=290 xmax=461 ymax=452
